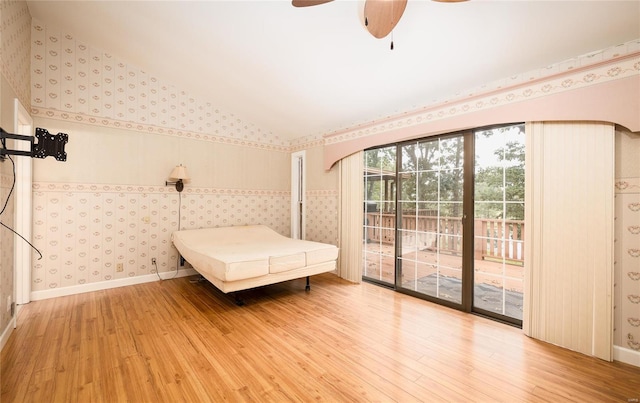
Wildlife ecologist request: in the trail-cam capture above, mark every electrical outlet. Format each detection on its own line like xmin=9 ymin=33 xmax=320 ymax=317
xmin=116 ymin=263 xmax=124 ymax=272
xmin=152 ymin=257 xmax=157 ymax=265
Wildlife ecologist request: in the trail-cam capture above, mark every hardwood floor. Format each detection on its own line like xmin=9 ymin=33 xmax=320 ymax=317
xmin=2 ymin=273 xmax=639 ymax=402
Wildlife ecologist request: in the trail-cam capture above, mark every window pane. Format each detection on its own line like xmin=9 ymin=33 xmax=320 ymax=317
xmin=416 ymin=141 xmax=440 ymax=171
xmin=397 ymin=136 xmax=463 ymax=305
xmin=400 ymin=173 xmax=417 ymax=201
xmin=401 ymin=144 xmax=418 ymax=173
xmin=439 ymin=202 xmax=463 ymax=219
xmin=505 ymin=202 xmax=524 ymax=221
xmin=399 ymin=229 xmax=418 ymax=260
xmin=439 ymin=169 xmax=464 ymax=202
xmin=505 ymin=167 xmax=525 ymax=201
xmin=439 ymin=137 xmax=464 ymax=169
xmin=363 ymin=252 xmax=380 ymax=278
xmin=363 ymin=146 xmax=396 ymax=285
xmin=475 ymin=202 xmax=504 ymax=220
xmin=473 ymin=124 xmax=525 ymax=322
xmin=417 ymin=171 xmax=439 ymax=201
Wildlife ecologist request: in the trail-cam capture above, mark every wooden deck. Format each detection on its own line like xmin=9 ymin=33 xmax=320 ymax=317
xmin=2 ymin=273 xmax=639 ymax=402
xmin=363 ymin=241 xmax=524 ymax=317
xmin=365 ymin=213 xmax=525 ymax=263
xmin=363 ymin=242 xmax=523 ymax=292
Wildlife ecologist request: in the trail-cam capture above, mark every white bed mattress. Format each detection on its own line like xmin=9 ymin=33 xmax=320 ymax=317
xmin=171 ymin=225 xmax=339 ymax=283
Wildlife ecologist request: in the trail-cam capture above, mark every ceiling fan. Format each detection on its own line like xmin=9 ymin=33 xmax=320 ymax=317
xmin=292 ymin=0 xmax=468 ymax=40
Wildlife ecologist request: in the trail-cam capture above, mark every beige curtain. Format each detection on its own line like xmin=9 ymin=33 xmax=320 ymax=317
xmin=523 ymin=121 xmax=614 ymax=361
xmin=337 ymin=152 xmax=364 ymax=283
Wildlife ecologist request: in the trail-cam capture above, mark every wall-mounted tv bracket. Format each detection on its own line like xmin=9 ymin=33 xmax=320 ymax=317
xmin=0 ymin=127 xmax=68 ymax=162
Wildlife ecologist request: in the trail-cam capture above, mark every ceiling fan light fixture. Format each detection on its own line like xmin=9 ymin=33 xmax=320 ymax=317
xmin=293 ymin=0 xmax=469 ymax=41
xmin=291 ymin=0 xmax=334 ymax=7
xmin=363 ymin=0 xmax=408 ymax=39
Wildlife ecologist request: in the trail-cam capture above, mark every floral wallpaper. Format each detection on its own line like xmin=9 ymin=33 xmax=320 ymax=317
xmin=1 ymin=0 xmax=30 ymax=335
xmin=31 ymin=183 xmax=291 ymax=291
xmin=29 ymin=182 xmax=340 ymax=294
xmin=0 ymin=0 xmax=31 ymax=108
xmin=30 ymin=19 xmax=286 ymax=151
xmin=0 ymin=173 xmax=15 ymax=328
xmin=305 ymin=190 xmax=339 ymax=246
xmin=615 ymin=178 xmax=640 ymax=352
xmin=615 ymin=126 xmax=640 ymax=357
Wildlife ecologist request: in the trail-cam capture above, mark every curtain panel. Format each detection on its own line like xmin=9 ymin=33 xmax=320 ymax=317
xmin=337 ymin=152 xmax=363 ymax=283
xmin=524 ymin=121 xmax=614 ymax=361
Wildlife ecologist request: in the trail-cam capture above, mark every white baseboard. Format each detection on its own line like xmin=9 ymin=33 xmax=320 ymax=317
xmin=614 ymin=345 xmax=640 ymax=367
xmin=0 ymin=315 xmax=16 ymax=352
xmin=30 ymin=268 xmax=198 ymax=301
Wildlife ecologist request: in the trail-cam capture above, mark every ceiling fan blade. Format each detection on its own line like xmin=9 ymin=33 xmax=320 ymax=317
xmin=364 ymin=0 xmax=408 ymax=39
xmin=292 ymin=0 xmax=334 ymax=7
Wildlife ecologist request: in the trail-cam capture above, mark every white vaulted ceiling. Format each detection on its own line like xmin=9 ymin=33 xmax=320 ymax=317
xmin=26 ymin=0 xmax=640 ymax=140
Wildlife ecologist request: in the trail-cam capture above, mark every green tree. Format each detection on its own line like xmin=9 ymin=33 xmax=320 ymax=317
xmin=474 ymin=125 xmax=525 ymax=220
xmin=364 ymin=146 xmax=396 ymax=210
xmin=399 ymin=137 xmax=464 ymax=217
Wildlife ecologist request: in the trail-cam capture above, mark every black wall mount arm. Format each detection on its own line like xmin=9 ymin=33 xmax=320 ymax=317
xmin=0 ymin=127 xmax=68 ymax=161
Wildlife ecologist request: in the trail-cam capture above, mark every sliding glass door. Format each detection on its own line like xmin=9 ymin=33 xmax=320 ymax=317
xmin=363 ymin=124 xmax=525 ymax=325
xmin=473 ymin=125 xmax=525 ymax=321
xmin=397 ymin=135 xmax=465 ymax=306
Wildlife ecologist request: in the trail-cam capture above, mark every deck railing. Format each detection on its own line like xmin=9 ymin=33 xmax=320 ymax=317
xmin=364 ymin=212 xmax=524 ymax=264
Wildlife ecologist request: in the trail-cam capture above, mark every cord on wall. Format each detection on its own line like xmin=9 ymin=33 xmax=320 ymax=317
xmin=178 ymin=190 xmax=182 ymax=233
xmin=153 ymin=257 xmax=161 ymax=281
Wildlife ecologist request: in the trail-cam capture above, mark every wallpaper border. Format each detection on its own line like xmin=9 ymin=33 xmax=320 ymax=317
xmin=30 ymin=108 xmax=291 ymax=153
xmin=33 ymin=181 xmax=291 ymax=196
xmin=31 ymin=183 xmax=338 ymax=201
xmin=290 ymin=137 xmax=324 ymax=152
xmin=307 ymin=189 xmax=338 ymax=197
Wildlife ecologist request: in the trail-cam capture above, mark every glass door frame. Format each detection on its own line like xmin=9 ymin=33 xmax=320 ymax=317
xmin=471 ymin=124 xmax=525 ymax=327
xmin=362 ymin=144 xmax=398 ymax=288
xmin=363 ymin=125 xmax=524 ymax=328
xmin=393 ymin=131 xmax=475 ymax=312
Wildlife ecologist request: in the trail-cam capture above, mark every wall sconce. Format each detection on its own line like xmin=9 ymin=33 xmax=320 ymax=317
xmin=166 ymin=164 xmax=190 ymax=192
